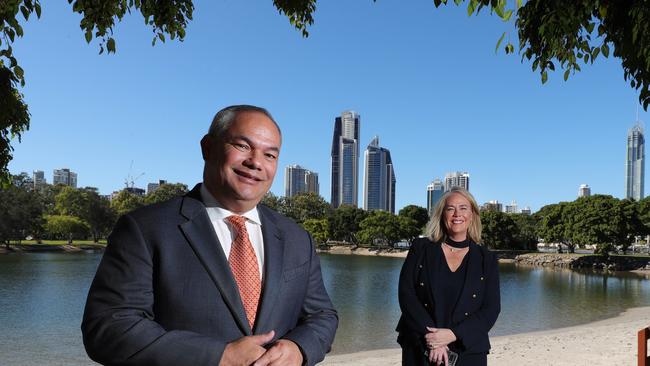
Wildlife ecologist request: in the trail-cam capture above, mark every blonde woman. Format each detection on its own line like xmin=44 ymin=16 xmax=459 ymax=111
xmin=396 ymin=187 xmax=500 ymax=366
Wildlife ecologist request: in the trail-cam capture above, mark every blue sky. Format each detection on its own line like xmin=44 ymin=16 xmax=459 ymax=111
xmin=7 ymin=0 xmax=648 ymax=212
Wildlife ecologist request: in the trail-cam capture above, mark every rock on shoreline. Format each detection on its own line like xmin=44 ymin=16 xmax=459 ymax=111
xmin=514 ymin=253 xmax=650 ymax=271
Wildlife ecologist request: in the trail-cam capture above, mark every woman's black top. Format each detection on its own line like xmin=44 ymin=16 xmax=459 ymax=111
xmin=438 ymin=251 xmax=468 ymax=330
xmin=395 ymin=237 xmax=501 ymax=364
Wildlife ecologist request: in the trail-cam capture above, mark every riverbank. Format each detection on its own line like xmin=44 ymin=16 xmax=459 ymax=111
xmin=0 ymin=243 xmax=105 ymax=254
xmin=321 ymin=306 xmax=650 ymax=365
xmin=318 ymin=246 xmax=650 ymax=272
xmin=514 ymin=252 xmax=650 ymax=271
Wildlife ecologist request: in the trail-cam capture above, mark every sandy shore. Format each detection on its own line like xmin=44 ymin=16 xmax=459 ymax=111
xmin=321 ymin=306 xmax=650 ymax=365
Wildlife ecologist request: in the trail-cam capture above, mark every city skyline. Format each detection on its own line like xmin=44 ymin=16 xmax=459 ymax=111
xmin=6 ymin=1 xmax=650 ymax=212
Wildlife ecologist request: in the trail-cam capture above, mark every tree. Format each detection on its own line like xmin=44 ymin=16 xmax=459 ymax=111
xmin=302 ymin=218 xmax=329 ymax=244
xmin=535 ymin=202 xmax=576 ymax=253
xmin=144 ymin=183 xmax=188 ymax=205
xmin=260 ymin=192 xmax=286 ymax=212
xmin=398 ymin=205 xmax=429 ymax=232
xmin=357 ymin=211 xmax=403 ymax=248
xmin=569 ymin=195 xmax=642 ymax=255
xmin=54 ymin=186 xmax=116 ymax=242
xmin=510 ymin=213 xmax=538 ymax=250
xmin=328 ymin=205 xmax=368 ymax=244
xmin=480 ymin=210 xmax=517 ymax=249
xmin=0 ymin=176 xmax=43 ymax=247
xmin=0 ymin=0 xmax=313 ymax=184
xmin=282 ymin=192 xmax=331 ymax=224
xmin=110 ymin=190 xmax=145 ymax=217
xmin=398 ymin=216 xmax=421 ymax=245
xmin=83 ymin=190 xmax=116 ymax=242
xmin=43 ymin=215 xmax=90 ymax=243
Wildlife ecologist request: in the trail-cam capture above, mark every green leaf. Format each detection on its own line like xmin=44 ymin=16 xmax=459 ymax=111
xmin=14 ymin=65 xmax=24 ymax=79
xmin=467 ymin=1 xmax=477 ymax=16
xmin=502 ymin=9 xmax=513 ymax=21
xmin=548 ymin=61 xmax=555 ymax=71
xmin=601 ymin=44 xmax=609 ymax=57
xmin=107 ymin=38 xmax=116 ymax=53
xmin=35 ymin=3 xmax=41 ymax=18
xmin=85 ymin=30 xmax=92 ymax=43
xmin=158 ymin=33 xmax=165 ymax=42
xmin=586 ymin=22 xmax=595 ymax=34
xmin=20 ymin=5 xmax=30 ymax=21
xmin=541 ymin=71 xmax=548 ymax=84
xmin=495 ymin=32 xmax=506 ymax=54
xmin=516 ymin=0 xmax=522 ymax=9
xmin=564 ymin=69 xmax=570 ymax=81
xmin=592 ymin=47 xmax=600 ymax=61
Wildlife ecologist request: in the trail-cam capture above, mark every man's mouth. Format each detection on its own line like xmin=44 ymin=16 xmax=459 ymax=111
xmin=234 ymin=169 xmax=262 ymax=182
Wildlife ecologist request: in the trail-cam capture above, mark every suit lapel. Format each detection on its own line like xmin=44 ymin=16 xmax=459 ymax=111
xmin=179 ymin=187 xmax=251 ymax=335
xmin=253 ymin=206 xmax=284 ymax=333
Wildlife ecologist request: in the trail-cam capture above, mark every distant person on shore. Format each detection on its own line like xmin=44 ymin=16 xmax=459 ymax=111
xmin=396 ymin=187 xmax=500 ymax=366
xmin=81 ymin=105 xmax=338 ymax=366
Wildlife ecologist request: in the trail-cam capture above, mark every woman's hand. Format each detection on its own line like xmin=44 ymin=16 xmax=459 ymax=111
xmin=425 ymin=327 xmax=457 ymax=348
xmin=428 ymin=345 xmax=449 ymax=365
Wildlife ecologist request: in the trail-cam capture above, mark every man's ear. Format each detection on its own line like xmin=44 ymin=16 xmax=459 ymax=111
xmin=200 ymin=135 xmax=211 ymax=161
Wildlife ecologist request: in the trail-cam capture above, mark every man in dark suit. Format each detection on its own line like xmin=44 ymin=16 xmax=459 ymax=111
xmin=82 ymin=105 xmax=338 ymax=366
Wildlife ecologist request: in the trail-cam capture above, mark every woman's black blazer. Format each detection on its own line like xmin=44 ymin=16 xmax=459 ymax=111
xmin=396 ymin=237 xmax=500 ymax=354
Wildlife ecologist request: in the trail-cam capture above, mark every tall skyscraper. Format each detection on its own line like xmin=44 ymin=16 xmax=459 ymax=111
xmin=444 ymin=171 xmax=470 ymax=192
xmin=626 ymin=123 xmax=645 ymax=200
xmin=33 ymin=170 xmax=46 ymax=191
xmin=53 ymin=168 xmax=77 ymax=188
xmin=362 ymin=137 xmax=396 ymax=213
xmin=285 ymin=164 xmax=319 ymax=197
xmin=578 ymin=184 xmax=591 ymax=198
xmin=331 ymin=110 xmax=360 ymax=207
xmin=426 ymin=178 xmax=444 ymax=215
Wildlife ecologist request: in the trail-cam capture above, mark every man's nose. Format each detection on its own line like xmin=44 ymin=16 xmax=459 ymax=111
xmin=242 ymin=150 xmax=262 ymax=170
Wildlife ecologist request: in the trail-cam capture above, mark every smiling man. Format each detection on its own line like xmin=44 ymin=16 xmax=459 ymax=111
xmin=82 ymin=105 xmax=338 ymax=366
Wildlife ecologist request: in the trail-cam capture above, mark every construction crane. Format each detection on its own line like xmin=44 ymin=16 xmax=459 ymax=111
xmin=124 ymin=160 xmax=145 ymax=189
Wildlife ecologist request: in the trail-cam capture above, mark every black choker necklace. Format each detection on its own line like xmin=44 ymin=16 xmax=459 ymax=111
xmin=445 ymin=237 xmax=470 ymax=250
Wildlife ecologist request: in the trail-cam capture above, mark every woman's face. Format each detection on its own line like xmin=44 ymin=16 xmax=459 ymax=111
xmin=443 ymin=192 xmax=473 ymax=239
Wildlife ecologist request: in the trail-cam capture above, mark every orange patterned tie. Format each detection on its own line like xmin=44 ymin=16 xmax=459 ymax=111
xmin=226 ymin=215 xmax=261 ymax=330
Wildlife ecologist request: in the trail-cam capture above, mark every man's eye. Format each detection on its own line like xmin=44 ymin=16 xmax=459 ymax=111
xmin=265 ymin=153 xmax=277 ymax=160
xmin=231 ymin=143 xmax=250 ymax=151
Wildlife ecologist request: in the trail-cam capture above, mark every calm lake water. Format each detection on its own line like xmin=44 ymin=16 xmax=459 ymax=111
xmin=0 ymin=252 xmax=648 ymax=365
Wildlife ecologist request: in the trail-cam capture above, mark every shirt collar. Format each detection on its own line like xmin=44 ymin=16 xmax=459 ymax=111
xmin=200 ymin=183 xmax=261 ymax=225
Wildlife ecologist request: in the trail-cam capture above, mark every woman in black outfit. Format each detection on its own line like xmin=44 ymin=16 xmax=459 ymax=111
xmin=396 ymin=187 xmax=500 ymax=366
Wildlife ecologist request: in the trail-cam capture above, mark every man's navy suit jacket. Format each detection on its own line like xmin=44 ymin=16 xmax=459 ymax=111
xmin=82 ymin=184 xmax=338 ymax=366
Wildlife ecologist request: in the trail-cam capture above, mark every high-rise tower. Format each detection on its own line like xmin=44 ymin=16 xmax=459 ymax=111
xmin=285 ymin=164 xmax=319 ymax=197
xmin=426 ymin=178 xmax=444 ymax=214
xmin=626 ymin=123 xmax=645 ymax=201
xmin=444 ymin=171 xmax=469 ymax=192
xmin=331 ymin=111 xmax=360 ymax=207
xmin=362 ymin=136 xmax=396 ymax=213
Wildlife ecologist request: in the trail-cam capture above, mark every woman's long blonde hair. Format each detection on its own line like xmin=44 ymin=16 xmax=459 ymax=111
xmin=425 ymin=187 xmax=482 ymax=244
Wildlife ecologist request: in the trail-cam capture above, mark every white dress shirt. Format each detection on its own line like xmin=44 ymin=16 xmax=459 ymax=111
xmin=200 ymin=184 xmax=265 ymax=280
